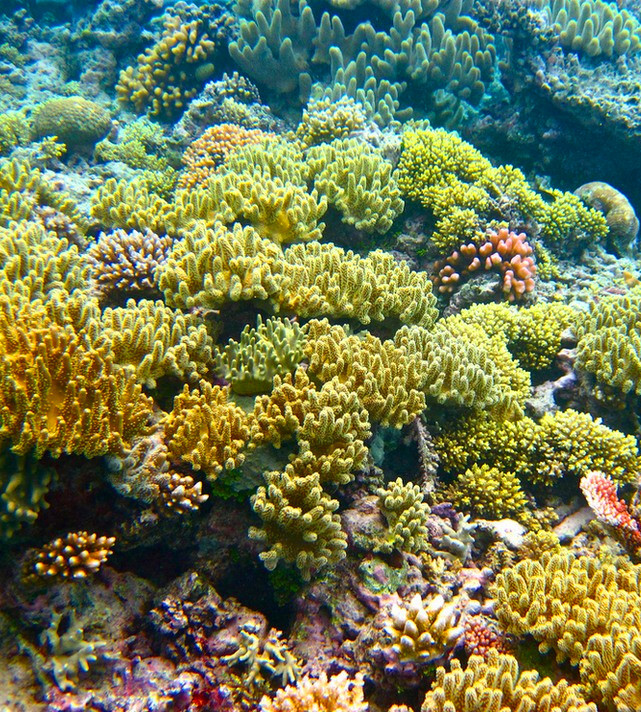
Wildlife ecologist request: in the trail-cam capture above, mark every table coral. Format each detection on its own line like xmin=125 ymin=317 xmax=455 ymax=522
xmin=420 ymin=650 xmax=596 ymax=712
xmin=250 ymin=467 xmax=348 ymax=580
xmin=164 ymin=382 xmax=251 ymax=480
xmin=435 ymin=226 xmax=536 ymax=301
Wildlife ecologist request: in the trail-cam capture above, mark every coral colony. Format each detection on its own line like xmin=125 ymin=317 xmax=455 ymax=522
xmin=2 ymin=0 xmax=641 ymax=709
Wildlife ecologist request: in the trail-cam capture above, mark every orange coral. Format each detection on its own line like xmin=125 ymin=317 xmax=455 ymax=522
xmin=177 ymin=124 xmax=274 ymax=189
xmin=27 ymin=531 xmax=115 ymax=582
xmin=435 ymin=226 xmax=536 ymax=301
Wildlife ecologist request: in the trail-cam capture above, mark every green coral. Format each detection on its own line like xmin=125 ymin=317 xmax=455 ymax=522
xmin=296 ymin=95 xmax=367 ymax=148
xmin=536 ymin=188 xmax=609 ymax=251
xmin=0 ymin=109 xmax=32 ymax=156
xmin=215 ymin=316 xmax=306 ymax=395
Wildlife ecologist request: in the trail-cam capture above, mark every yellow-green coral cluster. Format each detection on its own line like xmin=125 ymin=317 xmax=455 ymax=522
xmin=295 ymin=96 xmax=367 ymax=148
xmin=493 ymin=551 xmax=641 ymax=709
xmin=436 ymin=409 xmax=640 ymax=487
xmin=215 ymin=316 xmax=306 ymax=395
xmin=576 ymin=286 xmax=641 ymax=399
xmin=421 ymin=649 xmax=596 ymax=712
xmin=32 ymin=97 xmax=111 ymax=148
xmin=396 ymin=127 xmax=608 ymax=253
xmin=375 ymin=478 xmax=431 ymax=553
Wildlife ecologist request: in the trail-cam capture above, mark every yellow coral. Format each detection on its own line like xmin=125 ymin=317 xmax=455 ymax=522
xmin=26 ymin=531 xmax=115 ymax=582
xmin=421 ymin=650 xmax=596 ymax=712
xmin=164 ymin=382 xmax=251 ymax=480
xmin=259 ymin=671 xmax=367 ymax=712
xmin=376 ymin=478 xmax=431 ymax=553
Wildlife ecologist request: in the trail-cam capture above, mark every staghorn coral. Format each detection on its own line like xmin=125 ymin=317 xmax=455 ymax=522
xmin=250 ymin=467 xmax=348 ymax=580
xmin=157 ymin=221 xmax=283 ymax=310
xmin=575 ymin=286 xmax=641 ymax=400
xmin=31 ymin=97 xmax=111 ymax=148
xmin=0 ymin=318 xmax=153 ymax=459
xmin=116 ymin=3 xmax=230 ymax=118
xmin=223 ymin=621 xmax=301 ymax=687
xmin=259 ymin=670 xmax=367 ymax=712
xmin=420 ymin=649 xmax=596 ymax=712
xmin=26 ymin=531 xmax=115 ymax=583
xmin=375 ymin=477 xmax=431 ymax=553
xmin=177 ymin=124 xmax=274 ymax=190
xmin=80 ymin=299 xmax=214 ymax=388
xmin=381 ymin=592 xmax=464 ymax=665
xmin=164 ymin=382 xmax=251 ymax=480
xmin=87 ymin=229 xmax=172 ymax=297
xmin=251 ymin=367 xmax=370 ymax=485
xmin=295 ymin=95 xmax=367 ymax=148
xmin=306 ymin=138 xmax=404 ymax=234
xmin=215 ymin=316 xmax=306 ymax=395
xmin=575 ymin=181 xmax=639 ymax=255
xmin=435 ymin=226 xmax=536 ymax=302
xmin=435 ymin=409 xmax=641 ymax=487
xmin=492 ymin=551 xmax=641 ymax=664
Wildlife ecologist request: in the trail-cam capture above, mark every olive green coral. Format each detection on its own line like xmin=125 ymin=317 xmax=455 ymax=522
xmin=32 ymin=97 xmax=111 ymax=147
xmin=215 ymin=316 xmax=306 ymax=395
xmin=375 ymin=477 xmax=431 ymax=553
xmin=250 ymin=467 xmax=348 ymax=580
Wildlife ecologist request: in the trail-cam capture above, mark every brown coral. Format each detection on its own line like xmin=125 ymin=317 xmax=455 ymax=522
xmin=27 ymin=531 xmax=115 ymax=582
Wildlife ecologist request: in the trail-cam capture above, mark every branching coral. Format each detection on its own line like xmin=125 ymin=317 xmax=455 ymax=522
xmin=116 ymin=2 xmax=231 ymax=117
xmin=421 ymin=649 xmax=596 ymax=712
xmin=307 ymin=138 xmax=404 ymax=233
xmin=215 ymin=316 xmax=306 ymax=395
xmin=296 ymin=95 xmax=367 ymax=148
xmin=259 ymin=670 xmax=367 ymax=712
xmin=26 ymin=531 xmax=115 ymax=583
xmin=0 ymin=318 xmax=153 ymax=458
xmin=79 ymin=299 xmax=214 ymax=388
xmin=250 ymin=467 xmax=348 ymax=580
xmin=164 ymin=382 xmax=251 ymax=480
xmin=435 ymin=226 xmax=536 ymax=301
xmin=177 ymin=124 xmax=274 ymax=189
xmin=375 ymin=478 xmax=431 ymax=553
xmin=87 ymin=229 xmax=172 ymax=297
xmin=575 ymin=286 xmax=641 ymax=399
xmin=436 ymin=409 xmax=641 ymax=487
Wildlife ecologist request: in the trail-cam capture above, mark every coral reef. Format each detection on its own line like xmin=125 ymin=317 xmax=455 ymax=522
xmin=31 ymin=97 xmax=112 ymax=148
xmin=259 ymin=671 xmax=367 ymax=712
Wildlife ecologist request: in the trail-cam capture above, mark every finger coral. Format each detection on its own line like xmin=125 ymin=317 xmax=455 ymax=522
xmin=295 ymin=95 xmax=367 ymax=148
xmin=435 ymin=226 xmax=536 ymax=301
xmin=375 ymin=478 xmax=431 ymax=553
xmin=421 ymin=650 xmax=596 ymax=712
xmin=26 ymin=531 xmax=115 ymax=583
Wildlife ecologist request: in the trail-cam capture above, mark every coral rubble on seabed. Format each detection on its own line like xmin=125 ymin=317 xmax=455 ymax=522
xmin=1 ymin=0 xmax=641 ymax=709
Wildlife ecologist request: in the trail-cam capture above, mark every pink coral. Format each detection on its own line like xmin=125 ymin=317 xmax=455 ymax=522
xmin=435 ymin=226 xmax=536 ymax=301
xmin=580 ymin=471 xmax=641 ymax=552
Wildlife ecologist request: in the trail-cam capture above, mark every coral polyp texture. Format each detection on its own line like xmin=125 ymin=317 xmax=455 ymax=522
xmin=6 ymin=0 xmax=641 ymax=705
